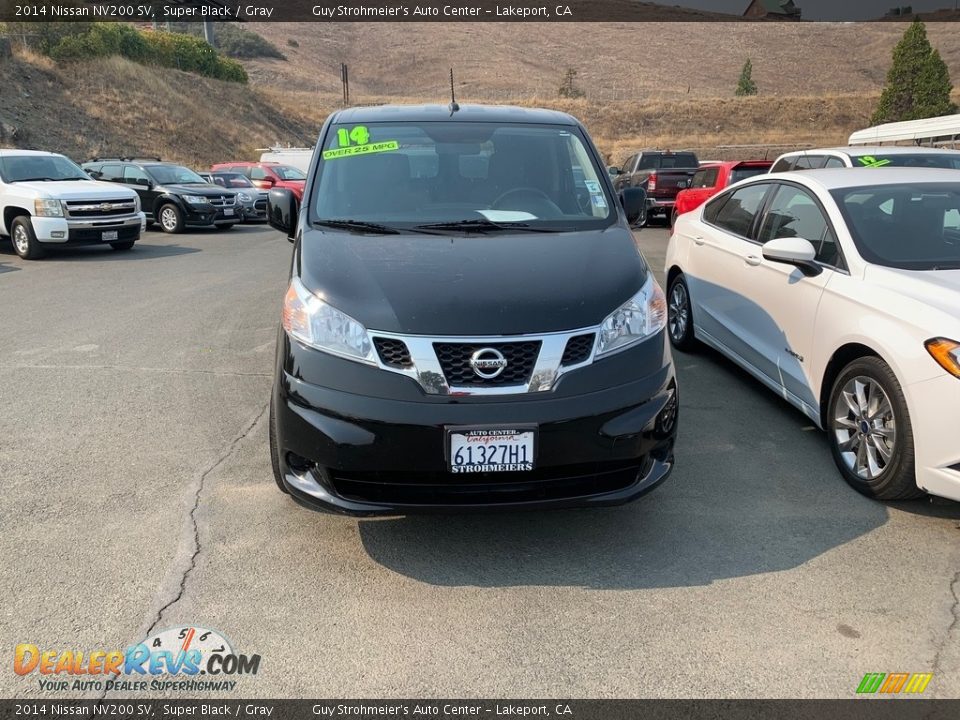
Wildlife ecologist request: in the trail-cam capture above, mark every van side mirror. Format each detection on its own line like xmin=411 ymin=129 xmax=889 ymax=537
xmin=268 ymin=187 xmax=298 ymax=241
xmin=620 ymin=187 xmax=647 ymax=226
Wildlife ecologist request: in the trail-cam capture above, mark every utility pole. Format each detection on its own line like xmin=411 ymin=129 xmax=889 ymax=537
xmin=203 ymin=20 xmax=216 ymax=48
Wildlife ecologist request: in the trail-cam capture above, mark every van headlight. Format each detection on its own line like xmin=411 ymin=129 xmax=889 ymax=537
xmin=282 ymin=276 xmax=375 ymax=364
xmin=34 ymin=199 xmax=64 ymax=217
xmin=596 ymin=274 xmax=667 ymax=357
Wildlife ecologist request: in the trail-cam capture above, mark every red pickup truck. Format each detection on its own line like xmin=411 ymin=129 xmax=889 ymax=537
xmin=672 ymin=160 xmax=773 ymax=226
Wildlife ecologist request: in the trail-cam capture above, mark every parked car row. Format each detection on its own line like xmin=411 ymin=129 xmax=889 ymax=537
xmin=0 ymin=150 xmax=309 ymax=258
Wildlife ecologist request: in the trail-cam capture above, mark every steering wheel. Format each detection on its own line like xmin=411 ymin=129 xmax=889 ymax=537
xmin=491 ymin=187 xmax=563 ymax=216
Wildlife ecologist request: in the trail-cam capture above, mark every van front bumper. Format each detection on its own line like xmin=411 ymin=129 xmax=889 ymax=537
xmin=273 ymin=331 xmax=678 ymax=516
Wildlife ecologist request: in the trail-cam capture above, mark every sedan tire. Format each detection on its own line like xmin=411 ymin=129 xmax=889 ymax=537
xmin=828 ymin=356 xmax=923 ymax=500
xmin=667 ymin=273 xmax=697 ymax=351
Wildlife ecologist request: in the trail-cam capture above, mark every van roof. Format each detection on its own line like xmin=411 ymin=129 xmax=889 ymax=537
xmin=330 ymin=104 xmax=579 ymax=126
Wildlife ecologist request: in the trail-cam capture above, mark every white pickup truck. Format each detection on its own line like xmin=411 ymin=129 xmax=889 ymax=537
xmin=0 ymin=149 xmax=146 ymax=260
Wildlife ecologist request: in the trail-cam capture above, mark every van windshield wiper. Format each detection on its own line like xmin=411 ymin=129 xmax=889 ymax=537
xmin=315 ymin=219 xmax=402 ymax=235
xmin=413 ymin=219 xmax=567 ymax=233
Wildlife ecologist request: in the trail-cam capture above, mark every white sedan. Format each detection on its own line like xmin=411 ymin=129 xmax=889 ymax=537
xmin=665 ymin=168 xmax=960 ymax=502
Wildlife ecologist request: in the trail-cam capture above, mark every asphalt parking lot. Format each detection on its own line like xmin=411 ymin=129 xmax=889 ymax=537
xmin=1 ymin=223 xmax=958 ymax=699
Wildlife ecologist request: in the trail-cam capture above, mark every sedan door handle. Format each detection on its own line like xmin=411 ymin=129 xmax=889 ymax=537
xmin=693 ymin=236 xmax=705 ymax=246
xmin=745 ymin=255 xmax=762 ymax=266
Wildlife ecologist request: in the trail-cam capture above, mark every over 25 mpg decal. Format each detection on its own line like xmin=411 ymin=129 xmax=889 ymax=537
xmin=13 ymin=626 xmax=261 ymax=693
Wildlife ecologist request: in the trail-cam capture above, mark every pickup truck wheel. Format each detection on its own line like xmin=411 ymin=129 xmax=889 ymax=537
xmin=110 ymin=241 xmax=135 ymax=251
xmin=157 ymin=204 xmax=184 ymax=234
xmin=10 ymin=217 xmax=45 ymax=260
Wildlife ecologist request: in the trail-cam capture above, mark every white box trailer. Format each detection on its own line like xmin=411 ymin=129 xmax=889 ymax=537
xmin=849 ymin=113 xmax=960 ymax=147
xmin=258 ymin=147 xmax=314 ymax=173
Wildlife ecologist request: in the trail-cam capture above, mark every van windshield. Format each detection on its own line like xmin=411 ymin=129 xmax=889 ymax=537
xmin=312 ymin=121 xmax=614 ymax=231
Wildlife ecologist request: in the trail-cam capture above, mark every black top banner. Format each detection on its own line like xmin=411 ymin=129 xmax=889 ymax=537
xmin=1 ymin=0 xmax=959 ymax=23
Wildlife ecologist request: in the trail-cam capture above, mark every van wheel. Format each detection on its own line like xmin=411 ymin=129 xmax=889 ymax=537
xmin=11 ymin=217 xmax=45 ymax=260
xmin=269 ymin=397 xmax=290 ymax=494
xmin=157 ymin=204 xmax=184 ymax=233
xmin=667 ymin=273 xmax=696 ymax=351
xmin=110 ymin=241 xmax=135 ymax=251
xmin=827 ymin=356 xmax=922 ymax=500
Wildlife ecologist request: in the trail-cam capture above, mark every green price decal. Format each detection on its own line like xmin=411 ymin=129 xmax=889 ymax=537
xmin=858 ymin=156 xmax=892 ymax=168
xmin=337 ymin=126 xmax=371 ymax=148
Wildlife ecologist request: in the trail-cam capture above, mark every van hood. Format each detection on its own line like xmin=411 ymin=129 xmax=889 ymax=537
xmin=12 ymin=180 xmax=138 ymax=200
xmin=298 ymin=226 xmax=647 ymax=336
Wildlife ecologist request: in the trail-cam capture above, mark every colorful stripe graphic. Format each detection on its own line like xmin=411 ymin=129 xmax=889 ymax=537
xmin=857 ymin=673 xmax=932 ymax=694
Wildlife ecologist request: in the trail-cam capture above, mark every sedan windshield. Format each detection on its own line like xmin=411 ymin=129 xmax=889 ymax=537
xmin=313 ymin=121 xmax=614 ymax=231
xmin=214 ymin=173 xmax=255 ymax=188
xmin=832 ymin=182 xmax=960 ymax=270
xmin=146 ymin=165 xmax=207 ymax=185
xmin=273 ymin=165 xmax=306 ymax=181
xmin=0 ymin=154 xmax=90 ymax=182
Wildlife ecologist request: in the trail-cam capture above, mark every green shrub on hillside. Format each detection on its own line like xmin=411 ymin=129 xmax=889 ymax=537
xmin=177 ymin=23 xmax=285 ymax=60
xmin=5 ymin=22 xmax=247 ymax=83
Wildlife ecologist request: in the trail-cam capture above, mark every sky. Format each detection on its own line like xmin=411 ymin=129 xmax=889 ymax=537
xmin=667 ymin=0 xmax=959 ymax=21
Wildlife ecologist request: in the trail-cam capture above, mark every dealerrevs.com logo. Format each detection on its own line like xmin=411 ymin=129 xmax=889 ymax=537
xmin=14 ymin=626 xmax=261 ymax=693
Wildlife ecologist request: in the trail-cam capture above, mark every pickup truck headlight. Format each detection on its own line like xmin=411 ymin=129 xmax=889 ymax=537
xmin=237 ymin=192 xmax=252 ymax=203
xmin=132 ymin=194 xmax=141 ymax=213
xmin=282 ymin=276 xmax=376 ymax=364
xmin=926 ymin=338 xmax=960 ymax=378
xmin=596 ymin=273 xmax=667 ymax=357
xmin=34 ymin=199 xmax=64 ymax=217
xmin=182 ymin=195 xmax=208 ymax=205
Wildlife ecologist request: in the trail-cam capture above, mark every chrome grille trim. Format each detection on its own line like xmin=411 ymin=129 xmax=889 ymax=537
xmin=367 ymin=327 xmax=600 ymax=396
xmin=64 ymin=199 xmax=137 ymax=219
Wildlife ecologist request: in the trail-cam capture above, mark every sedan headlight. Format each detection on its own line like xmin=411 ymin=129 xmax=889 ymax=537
xmin=596 ymin=274 xmax=667 ymax=357
xmin=282 ymin=276 xmax=375 ymax=364
xmin=182 ymin=195 xmax=208 ymax=205
xmin=925 ymin=338 xmax=960 ymax=378
xmin=237 ymin=192 xmax=252 ymax=203
xmin=34 ymin=199 xmax=64 ymax=217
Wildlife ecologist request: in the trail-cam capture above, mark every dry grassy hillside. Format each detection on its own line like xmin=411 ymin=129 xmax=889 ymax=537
xmin=0 ymin=50 xmax=322 ymax=166
xmin=247 ymin=22 xmax=960 ymax=102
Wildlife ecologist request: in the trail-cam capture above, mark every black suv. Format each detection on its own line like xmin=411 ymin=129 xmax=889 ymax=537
xmin=82 ymin=158 xmax=239 ymax=233
xmin=266 ymin=104 xmax=675 ymax=515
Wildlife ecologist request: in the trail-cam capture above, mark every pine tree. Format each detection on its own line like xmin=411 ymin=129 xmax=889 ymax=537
xmin=872 ymin=19 xmax=957 ymax=124
xmin=735 ymin=59 xmax=757 ymax=97
xmin=558 ymin=68 xmax=584 ymax=99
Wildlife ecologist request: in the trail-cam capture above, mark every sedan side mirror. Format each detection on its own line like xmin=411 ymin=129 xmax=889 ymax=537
xmin=268 ymin=187 xmax=298 ymax=241
xmin=620 ymin=187 xmax=647 ymax=227
xmin=761 ymin=237 xmax=822 ymax=277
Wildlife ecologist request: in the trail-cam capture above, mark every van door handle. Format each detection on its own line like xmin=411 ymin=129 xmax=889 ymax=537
xmin=745 ymin=255 xmax=762 ymax=266
xmin=693 ymin=236 xmax=705 ymax=246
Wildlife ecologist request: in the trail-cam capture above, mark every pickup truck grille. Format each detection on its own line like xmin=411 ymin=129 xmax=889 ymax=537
xmin=64 ymin=199 xmax=137 ymax=218
xmin=208 ymin=195 xmax=236 ymax=208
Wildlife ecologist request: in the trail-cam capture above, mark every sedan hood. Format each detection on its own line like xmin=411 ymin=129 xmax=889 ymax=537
xmin=298 ymin=227 xmax=647 ymax=336
xmin=865 ymin=265 xmax=960 ymax=319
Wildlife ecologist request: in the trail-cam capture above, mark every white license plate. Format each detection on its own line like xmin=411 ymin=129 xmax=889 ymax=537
xmin=449 ymin=428 xmax=535 ymax=473
xmin=223 ymin=208 xmax=234 ymax=216
xmin=101 ymin=230 xmax=118 ymax=241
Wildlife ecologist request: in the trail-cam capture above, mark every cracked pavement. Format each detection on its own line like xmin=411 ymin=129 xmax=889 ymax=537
xmin=1 ymin=226 xmax=958 ymax=699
